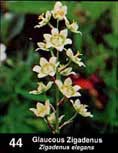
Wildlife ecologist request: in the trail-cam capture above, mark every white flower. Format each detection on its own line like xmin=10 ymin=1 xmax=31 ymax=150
xmin=36 ymin=42 xmax=49 ymax=51
xmin=30 ymin=100 xmax=50 ymax=118
xmin=55 ymin=78 xmax=81 ymax=98
xmin=0 ymin=43 xmax=7 ymax=63
xmin=33 ymin=56 xmax=58 ymax=78
xmin=34 ymin=11 xmax=51 ymax=28
xmin=71 ymin=99 xmax=93 ymax=118
xmin=52 ymin=1 xmax=67 ymax=20
xmin=65 ymin=18 xmax=82 ymax=34
xmin=66 ymin=49 xmax=85 ymax=67
xmin=58 ymin=64 xmax=74 ymax=76
xmin=47 ymin=112 xmax=64 ymax=125
xmin=44 ymin=28 xmax=72 ymax=51
xmin=29 ymin=81 xmax=53 ymax=94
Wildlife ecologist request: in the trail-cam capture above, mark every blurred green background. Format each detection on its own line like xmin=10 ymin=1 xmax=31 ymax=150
xmin=0 ymin=1 xmax=118 ymax=134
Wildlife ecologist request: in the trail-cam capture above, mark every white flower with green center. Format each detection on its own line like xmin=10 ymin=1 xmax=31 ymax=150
xmin=29 ymin=81 xmax=53 ymax=94
xmin=30 ymin=100 xmax=50 ymax=117
xmin=58 ymin=64 xmax=74 ymax=76
xmin=44 ymin=28 xmax=72 ymax=51
xmin=36 ymin=42 xmax=49 ymax=51
xmin=33 ymin=56 xmax=58 ymax=78
xmin=55 ymin=78 xmax=81 ymax=98
xmin=66 ymin=49 xmax=85 ymax=67
xmin=65 ymin=19 xmax=82 ymax=34
xmin=47 ymin=112 xmax=64 ymax=125
xmin=34 ymin=11 xmax=51 ymax=28
xmin=52 ymin=1 xmax=67 ymax=20
xmin=71 ymin=99 xmax=93 ymax=118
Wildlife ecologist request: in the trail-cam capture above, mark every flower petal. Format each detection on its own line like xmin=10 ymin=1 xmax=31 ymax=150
xmin=46 ymin=42 xmax=52 ymax=48
xmin=37 ymin=73 xmax=47 ymax=78
xmin=47 ymin=81 xmax=53 ymax=89
xmin=33 ymin=65 xmax=41 ymax=73
xmin=45 ymin=11 xmax=51 ymax=19
xmin=49 ymin=71 xmax=56 ymax=76
xmin=37 ymin=102 xmax=44 ymax=110
xmin=64 ymin=77 xmax=72 ymax=86
xmin=66 ymin=48 xmax=73 ymax=57
xmin=29 ymin=108 xmax=37 ymax=116
xmin=70 ymin=99 xmax=74 ymax=104
xmin=47 ymin=112 xmax=56 ymax=124
xmin=45 ymin=100 xmax=50 ymax=115
xmin=37 ymin=42 xmax=44 ymax=48
xmin=55 ymin=80 xmax=63 ymax=88
xmin=73 ymin=92 xmax=81 ymax=97
xmin=65 ymin=18 xmax=69 ymax=25
xmin=63 ymin=6 xmax=67 ymax=15
xmin=60 ymin=67 xmax=72 ymax=76
xmin=40 ymin=57 xmax=48 ymax=66
xmin=44 ymin=34 xmax=51 ymax=42
xmin=65 ymin=94 xmax=71 ymax=98
xmin=60 ymin=29 xmax=67 ymax=37
xmin=56 ymin=45 xmax=64 ymax=51
xmin=54 ymin=1 xmax=62 ymax=10
xmin=73 ymin=85 xmax=81 ymax=91
xmin=29 ymin=90 xmax=38 ymax=94
xmin=65 ymin=38 xmax=72 ymax=45
xmin=49 ymin=56 xmax=57 ymax=64
xmin=75 ymin=99 xmax=81 ymax=105
xmin=51 ymin=28 xmax=59 ymax=35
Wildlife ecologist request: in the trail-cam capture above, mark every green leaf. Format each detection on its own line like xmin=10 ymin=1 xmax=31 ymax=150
xmin=112 ymin=2 xmax=118 ymax=35
xmin=1 ymin=14 xmax=25 ymax=42
xmin=104 ymin=34 xmax=118 ymax=48
xmin=0 ymin=103 xmax=34 ymax=133
xmin=7 ymin=1 xmax=55 ymax=14
xmin=8 ymin=15 xmax=25 ymax=40
xmin=15 ymin=88 xmax=48 ymax=102
xmin=1 ymin=14 xmax=14 ymax=43
xmin=26 ymin=119 xmax=48 ymax=133
xmin=74 ymin=33 xmax=82 ymax=50
xmin=79 ymin=2 xmax=113 ymax=19
xmin=6 ymin=1 xmax=78 ymax=21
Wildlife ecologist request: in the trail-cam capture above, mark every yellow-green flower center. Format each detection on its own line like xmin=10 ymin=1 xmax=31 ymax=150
xmin=37 ymin=106 xmax=46 ymax=115
xmin=55 ymin=10 xmax=65 ymax=17
xmin=41 ymin=63 xmax=55 ymax=74
xmin=51 ymin=34 xmax=65 ymax=47
xmin=61 ymin=85 xmax=75 ymax=96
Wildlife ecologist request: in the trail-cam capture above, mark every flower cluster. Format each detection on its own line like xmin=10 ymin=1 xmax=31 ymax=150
xmin=29 ymin=1 xmax=93 ymax=134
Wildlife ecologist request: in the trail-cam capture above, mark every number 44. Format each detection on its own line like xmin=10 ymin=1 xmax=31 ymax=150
xmin=9 ymin=138 xmax=23 ymax=148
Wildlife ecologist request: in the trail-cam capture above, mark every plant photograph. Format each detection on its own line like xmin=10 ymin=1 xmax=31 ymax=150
xmin=0 ymin=1 xmax=118 ymax=134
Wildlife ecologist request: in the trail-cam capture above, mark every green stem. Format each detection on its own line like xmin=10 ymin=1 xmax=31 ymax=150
xmin=59 ymin=113 xmax=77 ymax=130
xmin=57 ymin=97 xmax=66 ymax=106
xmin=48 ymin=23 xmax=54 ymax=29
xmin=55 ymin=82 xmax=59 ymax=133
xmin=59 ymin=60 xmax=71 ymax=72
xmin=55 ymin=19 xmax=60 ymax=134
xmin=44 ymin=117 xmax=55 ymax=134
xmin=55 ymin=54 xmax=60 ymax=134
xmin=50 ymin=49 xmax=54 ymax=57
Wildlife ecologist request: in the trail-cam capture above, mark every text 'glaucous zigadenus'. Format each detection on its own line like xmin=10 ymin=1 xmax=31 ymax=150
xmin=29 ymin=1 xmax=93 ymax=134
